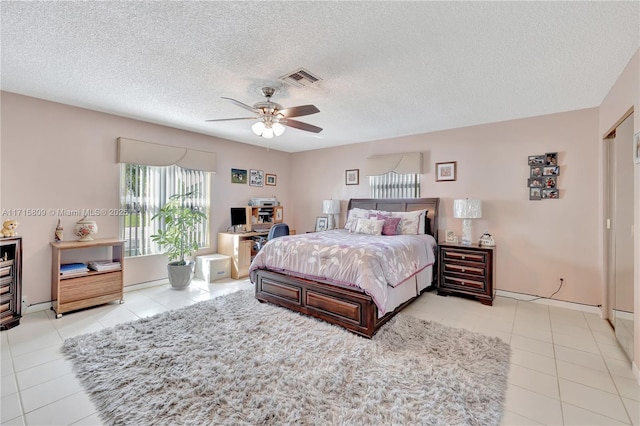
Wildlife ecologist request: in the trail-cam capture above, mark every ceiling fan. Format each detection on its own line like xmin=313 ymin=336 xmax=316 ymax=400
xmin=206 ymin=87 xmax=322 ymax=139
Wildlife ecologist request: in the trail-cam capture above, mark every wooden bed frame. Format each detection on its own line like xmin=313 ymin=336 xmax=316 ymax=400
xmin=254 ymin=198 xmax=440 ymax=338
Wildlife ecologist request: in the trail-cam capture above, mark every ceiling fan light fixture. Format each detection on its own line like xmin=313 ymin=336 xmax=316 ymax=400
xmin=262 ymin=127 xmax=274 ymax=139
xmin=272 ymin=122 xmax=285 ymax=136
xmin=251 ymin=121 xmax=265 ymax=136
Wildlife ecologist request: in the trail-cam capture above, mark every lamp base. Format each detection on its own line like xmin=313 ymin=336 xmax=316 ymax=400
xmin=461 ymin=218 xmax=473 ymax=245
xmin=327 ymin=214 xmax=335 ymax=230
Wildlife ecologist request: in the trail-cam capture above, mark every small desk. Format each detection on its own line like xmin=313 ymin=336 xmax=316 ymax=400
xmin=217 ymin=232 xmax=268 ymax=279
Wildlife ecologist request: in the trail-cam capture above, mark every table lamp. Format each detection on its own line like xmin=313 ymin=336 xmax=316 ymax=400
xmin=453 ymin=199 xmax=482 ymax=245
xmin=322 ymin=199 xmax=341 ymax=230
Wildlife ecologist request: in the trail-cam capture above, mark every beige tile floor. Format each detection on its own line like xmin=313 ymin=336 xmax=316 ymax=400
xmin=1 ymin=278 xmax=639 ymax=425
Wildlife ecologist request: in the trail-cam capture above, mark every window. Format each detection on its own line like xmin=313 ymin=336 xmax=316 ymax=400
xmin=369 ymin=172 xmax=420 ymax=198
xmin=120 ymin=164 xmax=210 ymax=257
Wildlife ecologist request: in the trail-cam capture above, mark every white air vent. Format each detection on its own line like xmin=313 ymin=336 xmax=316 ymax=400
xmin=279 ymin=68 xmax=322 ymax=87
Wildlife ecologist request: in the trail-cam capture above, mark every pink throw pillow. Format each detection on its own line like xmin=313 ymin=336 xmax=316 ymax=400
xmin=376 ymin=214 xmax=401 ymax=236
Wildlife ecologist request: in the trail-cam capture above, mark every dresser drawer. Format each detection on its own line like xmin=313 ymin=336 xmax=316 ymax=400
xmin=441 ymin=274 xmax=487 ymax=293
xmin=442 ymin=262 xmax=486 ymax=277
xmin=0 ymin=265 xmax=13 ymax=278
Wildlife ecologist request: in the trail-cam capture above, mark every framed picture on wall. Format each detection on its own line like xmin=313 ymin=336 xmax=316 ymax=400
xmin=249 ymin=169 xmax=264 ymax=187
xmin=345 ymin=169 xmax=359 ymax=185
xmin=529 ymin=188 xmax=542 ymax=201
xmin=545 ymin=152 xmax=558 ymax=166
xmin=528 ymin=155 xmax=545 ymax=166
xmin=265 ymin=174 xmax=277 ymax=186
xmin=542 ymin=166 xmax=559 ymax=176
xmin=542 ymin=188 xmax=559 ymax=199
xmin=231 ymin=168 xmax=247 ymax=184
xmin=635 ymin=132 xmax=640 ymax=164
xmin=435 ymin=161 xmax=456 ymax=182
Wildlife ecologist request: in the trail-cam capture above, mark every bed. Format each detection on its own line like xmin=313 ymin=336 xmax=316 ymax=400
xmin=250 ymin=198 xmax=440 ymax=338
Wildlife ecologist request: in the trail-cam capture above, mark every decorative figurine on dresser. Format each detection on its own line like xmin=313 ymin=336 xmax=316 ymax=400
xmin=438 ymin=241 xmax=495 ymax=305
xmin=1 ymin=236 xmax=22 ymax=330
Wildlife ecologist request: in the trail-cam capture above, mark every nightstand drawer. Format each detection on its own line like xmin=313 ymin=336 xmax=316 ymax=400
xmin=441 ymin=249 xmax=487 ymax=264
xmin=442 ymin=262 xmax=486 ymax=277
xmin=442 ymin=274 xmax=486 ymax=292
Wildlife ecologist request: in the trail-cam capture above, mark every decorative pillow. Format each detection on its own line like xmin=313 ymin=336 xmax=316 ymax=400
xmin=345 ymin=208 xmax=384 ymax=232
xmin=354 ymin=218 xmax=384 ymax=236
xmin=391 ymin=209 xmax=427 ymax=235
xmin=374 ymin=214 xmax=401 ymax=236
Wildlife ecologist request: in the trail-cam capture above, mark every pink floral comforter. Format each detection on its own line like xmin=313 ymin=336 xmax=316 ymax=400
xmin=249 ymin=229 xmax=437 ymax=314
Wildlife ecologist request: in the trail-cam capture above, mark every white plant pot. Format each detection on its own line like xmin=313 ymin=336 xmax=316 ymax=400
xmin=167 ymin=261 xmax=194 ymax=289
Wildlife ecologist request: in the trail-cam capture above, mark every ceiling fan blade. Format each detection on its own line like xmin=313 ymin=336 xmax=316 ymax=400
xmin=278 ymin=104 xmax=320 ymax=118
xmin=221 ymin=97 xmax=259 ymax=113
xmin=283 ymin=119 xmax=323 ymax=133
xmin=205 ymin=117 xmax=257 ymax=122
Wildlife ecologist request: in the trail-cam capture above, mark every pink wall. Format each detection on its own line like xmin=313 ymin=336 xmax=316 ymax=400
xmin=598 ymin=49 xmax=639 ymax=372
xmin=0 ymin=92 xmax=292 ymax=304
xmin=290 ymin=108 xmax=601 ymax=306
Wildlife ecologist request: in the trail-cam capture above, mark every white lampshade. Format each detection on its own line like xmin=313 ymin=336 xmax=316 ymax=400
xmin=322 ymin=199 xmax=341 ymax=215
xmin=262 ymin=127 xmax=274 ymax=139
xmin=252 ymin=121 xmax=265 ymax=135
xmin=272 ymin=122 xmax=285 ymax=136
xmin=453 ymin=199 xmax=482 ymax=219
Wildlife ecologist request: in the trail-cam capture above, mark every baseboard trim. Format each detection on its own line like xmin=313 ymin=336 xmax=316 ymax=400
xmin=495 ymin=290 xmax=602 ymax=315
xmin=22 ymin=301 xmax=52 ymax=314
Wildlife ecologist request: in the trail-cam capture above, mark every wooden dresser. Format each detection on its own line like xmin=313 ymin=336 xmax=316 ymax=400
xmin=1 ymin=237 xmax=22 ymax=330
xmin=438 ymin=242 xmax=495 ymax=305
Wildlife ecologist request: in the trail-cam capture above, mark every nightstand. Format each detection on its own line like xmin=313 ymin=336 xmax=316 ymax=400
xmin=438 ymin=242 xmax=495 ymax=305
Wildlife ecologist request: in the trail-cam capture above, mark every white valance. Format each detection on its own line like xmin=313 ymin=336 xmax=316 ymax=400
xmin=117 ymin=137 xmax=217 ymax=172
xmin=366 ymin=152 xmax=422 ymax=176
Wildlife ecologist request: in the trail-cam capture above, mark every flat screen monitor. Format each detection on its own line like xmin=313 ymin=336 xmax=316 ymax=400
xmin=230 ymin=207 xmax=247 ymax=228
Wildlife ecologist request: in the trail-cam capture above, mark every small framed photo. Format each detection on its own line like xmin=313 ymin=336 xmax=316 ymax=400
xmin=545 ymin=152 xmax=558 ymax=166
xmin=528 ymin=177 xmax=543 ymax=188
xmin=315 ymin=216 xmax=328 ymax=232
xmin=265 ymin=174 xmax=277 ymax=186
xmin=529 ymin=188 xmax=542 ymax=201
xmin=542 ymin=188 xmax=559 ymax=199
xmin=528 ymin=155 xmax=545 ymax=166
xmin=543 ymin=176 xmax=557 ymax=188
xmin=542 ymin=166 xmax=559 ymax=176
xmin=231 ymin=168 xmax=247 ymax=184
xmin=435 ymin=161 xmax=457 ymax=182
xmin=249 ymin=169 xmax=264 ymax=187
xmin=445 ymin=230 xmax=456 ymax=243
xmin=345 ymin=169 xmax=359 ymax=185
xmin=634 ymin=132 xmax=640 ymax=164
xmin=530 ymin=166 xmax=542 ymax=178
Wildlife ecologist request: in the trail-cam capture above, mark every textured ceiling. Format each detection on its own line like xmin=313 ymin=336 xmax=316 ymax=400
xmin=1 ymin=1 xmax=639 ymax=153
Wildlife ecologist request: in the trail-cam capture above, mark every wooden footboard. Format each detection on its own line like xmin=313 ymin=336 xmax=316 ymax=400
xmin=254 ymin=269 xmax=418 ymax=338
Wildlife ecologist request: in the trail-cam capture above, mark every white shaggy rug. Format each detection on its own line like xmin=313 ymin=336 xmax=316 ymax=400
xmin=62 ymin=289 xmax=511 ymax=425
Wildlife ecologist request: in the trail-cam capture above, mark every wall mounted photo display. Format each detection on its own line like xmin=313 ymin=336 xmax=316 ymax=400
xmin=265 ymin=174 xmax=277 ymax=186
xmin=634 ymin=131 xmax=640 ymax=164
xmin=529 ymin=187 xmax=542 ymax=200
xmin=542 ymin=166 xmax=559 ymax=176
xmin=345 ymin=169 xmax=359 ymax=185
xmin=249 ymin=169 xmax=264 ymax=187
xmin=315 ymin=216 xmax=328 ymax=232
xmin=542 ymin=188 xmax=559 ymax=199
xmin=545 ymin=152 xmax=558 ymax=166
xmin=231 ymin=168 xmax=247 ymax=184
xmin=528 ymin=155 xmax=545 ymax=166
xmin=435 ymin=161 xmax=456 ymax=182
xmin=543 ymin=176 xmax=557 ymax=188
xmin=530 ymin=165 xmax=542 ymax=178
xmin=528 ymin=177 xmax=543 ymax=188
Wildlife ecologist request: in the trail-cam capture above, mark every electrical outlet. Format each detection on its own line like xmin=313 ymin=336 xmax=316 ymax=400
xmin=21 ymin=296 xmax=27 ymax=309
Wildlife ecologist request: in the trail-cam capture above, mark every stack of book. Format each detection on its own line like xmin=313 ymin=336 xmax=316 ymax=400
xmin=60 ymin=262 xmax=89 ymax=277
xmin=88 ymin=260 xmax=121 ymax=272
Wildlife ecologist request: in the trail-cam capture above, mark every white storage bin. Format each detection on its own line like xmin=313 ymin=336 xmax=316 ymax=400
xmin=195 ymin=254 xmax=231 ymax=282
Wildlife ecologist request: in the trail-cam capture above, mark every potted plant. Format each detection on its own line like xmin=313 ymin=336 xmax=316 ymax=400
xmin=151 ymin=190 xmax=207 ymax=289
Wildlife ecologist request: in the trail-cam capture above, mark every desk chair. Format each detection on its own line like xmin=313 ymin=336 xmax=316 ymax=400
xmin=253 ymin=223 xmax=289 ymax=252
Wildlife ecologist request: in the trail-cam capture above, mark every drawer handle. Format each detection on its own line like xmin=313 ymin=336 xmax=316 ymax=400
xmin=461 ymin=268 xmax=465 ymax=272
xmin=461 ymin=255 xmax=465 ymax=260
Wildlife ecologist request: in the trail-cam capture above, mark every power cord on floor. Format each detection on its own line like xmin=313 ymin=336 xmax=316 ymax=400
xmin=500 ymin=278 xmax=564 ymax=302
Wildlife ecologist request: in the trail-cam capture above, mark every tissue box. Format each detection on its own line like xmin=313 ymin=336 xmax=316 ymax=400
xmin=195 ymin=254 xmax=231 ymax=282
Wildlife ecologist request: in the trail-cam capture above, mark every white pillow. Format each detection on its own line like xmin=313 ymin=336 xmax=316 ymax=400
xmin=345 ymin=208 xmax=385 ymax=232
xmin=354 ymin=218 xmax=384 ymax=236
xmin=390 ymin=209 xmax=426 ymax=235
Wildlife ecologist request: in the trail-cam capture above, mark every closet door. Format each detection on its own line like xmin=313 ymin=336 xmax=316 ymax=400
xmin=607 ymin=113 xmax=634 ymax=360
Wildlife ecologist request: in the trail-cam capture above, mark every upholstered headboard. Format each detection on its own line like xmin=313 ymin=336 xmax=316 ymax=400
xmin=347 ymin=198 xmax=440 ymax=242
